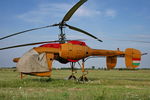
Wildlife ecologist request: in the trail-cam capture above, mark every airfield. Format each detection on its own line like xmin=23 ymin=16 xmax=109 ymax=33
xmin=0 ymin=68 xmax=150 ymax=100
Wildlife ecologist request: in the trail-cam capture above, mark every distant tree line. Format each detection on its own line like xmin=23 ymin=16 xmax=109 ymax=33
xmin=0 ymin=66 xmax=150 ymax=70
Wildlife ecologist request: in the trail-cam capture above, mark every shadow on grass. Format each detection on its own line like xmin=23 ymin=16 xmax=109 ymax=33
xmin=24 ymin=78 xmax=64 ymax=82
xmin=30 ymin=78 xmax=52 ymax=82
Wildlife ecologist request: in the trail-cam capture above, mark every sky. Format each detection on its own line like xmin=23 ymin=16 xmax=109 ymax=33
xmin=0 ymin=0 xmax=150 ymax=69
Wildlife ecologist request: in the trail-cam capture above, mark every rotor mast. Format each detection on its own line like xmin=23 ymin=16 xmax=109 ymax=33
xmin=59 ymin=22 xmax=66 ymax=43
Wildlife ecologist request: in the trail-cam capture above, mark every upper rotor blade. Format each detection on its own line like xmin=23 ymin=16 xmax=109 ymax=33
xmin=0 ymin=40 xmax=60 ymax=50
xmin=65 ymin=24 xmax=103 ymax=42
xmin=62 ymin=0 xmax=87 ymax=22
xmin=0 ymin=24 xmax=59 ymax=40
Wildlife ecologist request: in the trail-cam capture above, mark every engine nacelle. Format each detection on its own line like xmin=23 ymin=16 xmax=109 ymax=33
xmin=106 ymin=56 xmax=117 ymax=69
xmin=59 ymin=43 xmax=90 ymax=60
xmin=125 ymin=48 xmax=141 ymax=69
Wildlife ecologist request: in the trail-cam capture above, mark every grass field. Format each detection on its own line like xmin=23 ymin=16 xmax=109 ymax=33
xmin=0 ymin=68 xmax=150 ymax=100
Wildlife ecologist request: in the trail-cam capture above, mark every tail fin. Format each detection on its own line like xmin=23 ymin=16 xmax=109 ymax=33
xmin=125 ymin=48 xmax=141 ymax=69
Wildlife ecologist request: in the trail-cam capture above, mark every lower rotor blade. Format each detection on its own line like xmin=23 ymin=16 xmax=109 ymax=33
xmin=117 ymin=39 xmax=150 ymax=43
xmin=0 ymin=40 xmax=60 ymax=50
xmin=0 ymin=24 xmax=59 ymax=40
xmin=65 ymin=24 xmax=103 ymax=42
xmin=0 ymin=39 xmax=82 ymax=50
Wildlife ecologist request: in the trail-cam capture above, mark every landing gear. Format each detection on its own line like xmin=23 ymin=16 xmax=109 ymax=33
xmin=68 ymin=62 xmax=77 ymax=80
xmin=78 ymin=75 xmax=88 ymax=82
xmin=68 ymin=59 xmax=88 ymax=82
xmin=78 ymin=59 xmax=88 ymax=82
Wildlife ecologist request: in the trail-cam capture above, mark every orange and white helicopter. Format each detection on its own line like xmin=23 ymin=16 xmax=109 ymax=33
xmin=0 ymin=0 xmax=144 ymax=81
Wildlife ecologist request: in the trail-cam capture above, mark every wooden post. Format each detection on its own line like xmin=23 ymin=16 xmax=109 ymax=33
xmin=20 ymin=72 xmax=23 ymax=79
xmin=82 ymin=59 xmax=85 ymax=72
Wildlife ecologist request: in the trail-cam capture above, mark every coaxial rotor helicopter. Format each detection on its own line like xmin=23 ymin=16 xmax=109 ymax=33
xmin=0 ymin=0 xmax=143 ymax=81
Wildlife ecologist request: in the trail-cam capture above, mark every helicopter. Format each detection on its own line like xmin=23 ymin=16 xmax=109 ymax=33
xmin=0 ymin=0 xmax=143 ymax=81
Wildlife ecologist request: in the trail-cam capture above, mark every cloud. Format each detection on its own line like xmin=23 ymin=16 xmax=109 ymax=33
xmin=135 ymin=34 xmax=150 ymax=39
xmin=17 ymin=2 xmax=117 ymax=24
xmin=105 ymin=9 xmax=117 ymax=17
xmin=132 ymin=25 xmax=145 ymax=31
xmin=17 ymin=3 xmax=101 ymax=24
xmin=75 ymin=6 xmax=101 ymax=17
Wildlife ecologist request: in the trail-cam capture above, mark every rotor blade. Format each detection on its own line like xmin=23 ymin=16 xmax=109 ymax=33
xmin=62 ymin=0 xmax=87 ymax=22
xmin=117 ymin=39 xmax=150 ymax=43
xmin=142 ymin=53 xmax=148 ymax=55
xmin=0 ymin=24 xmax=59 ymax=40
xmin=0 ymin=39 xmax=83 ymax=50
xmin=65 ymin=24 xmax=103 ymax=42
xmin=0 ymin=40 xmax=60 ymax=50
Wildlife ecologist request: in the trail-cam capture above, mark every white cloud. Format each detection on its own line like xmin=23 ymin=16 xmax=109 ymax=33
xmin=17 ymin=3 xmax=101 ymax=24
xmin=135 ymin=34 xmax=150 ymax=39
xmin=75 ymin=6 xmax=101 ymax=17
xmin=105 ymin=9 xmax=117 ymax=17
xmin=132 ymin=25 xmax=145 ymax=31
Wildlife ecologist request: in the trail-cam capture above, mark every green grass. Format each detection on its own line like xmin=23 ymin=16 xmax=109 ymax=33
xmin=0 ymin=68 xmax=150 ymax=100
